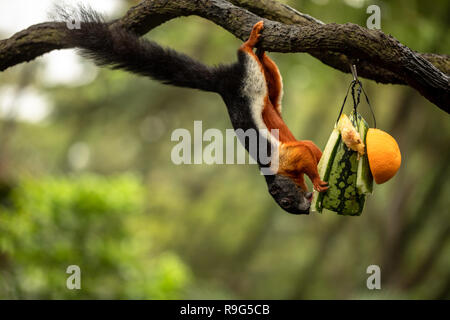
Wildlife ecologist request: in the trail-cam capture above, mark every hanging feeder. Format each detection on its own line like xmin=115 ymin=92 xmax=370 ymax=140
xmin=311 ymin=65 xmax=401 ymax=216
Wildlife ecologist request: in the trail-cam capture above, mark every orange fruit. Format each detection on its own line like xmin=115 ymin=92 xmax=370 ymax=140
xmin=366 ymin=128 xmax=401 ymax=184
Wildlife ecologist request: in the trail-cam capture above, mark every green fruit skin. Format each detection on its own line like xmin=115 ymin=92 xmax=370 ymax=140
xmin=311 ymin=128 xmax=340 ymax=213
xmin=321 ymin=139 xmax=365 ymax=215
xmin=356 ymin=114 xmax=373 ymax=195
xmin=313 ymin=112 xmax=373 ymax=216
xmin=321 ymin=112 xmax=365 ymax=216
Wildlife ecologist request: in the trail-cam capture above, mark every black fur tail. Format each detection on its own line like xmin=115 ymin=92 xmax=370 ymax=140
xmin=59 ymin=7 xmax=226 ymax=92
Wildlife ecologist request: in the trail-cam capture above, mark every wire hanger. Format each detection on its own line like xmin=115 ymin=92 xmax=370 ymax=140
xmin=335 ymin=64 xmax=377 ymax=128
xmin=350 ymin=64 xmax=358 ymax=82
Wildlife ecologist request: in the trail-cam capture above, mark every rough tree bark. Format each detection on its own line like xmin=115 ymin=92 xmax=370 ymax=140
xmin=0 ymin=0 xmax=449 ymax=111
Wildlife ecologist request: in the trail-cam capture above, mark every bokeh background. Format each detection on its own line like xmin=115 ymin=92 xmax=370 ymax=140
xmin=0 ymin=0 xmax=449 ymax=299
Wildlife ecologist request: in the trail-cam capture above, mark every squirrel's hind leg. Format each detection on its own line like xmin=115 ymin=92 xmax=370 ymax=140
xmin=238 ymin=21 xmax=268 ymax=110
xmin=256 ymin=49 xmax=283 ymax=115
xmin=240 ymin=21 xmax=264 ymax=52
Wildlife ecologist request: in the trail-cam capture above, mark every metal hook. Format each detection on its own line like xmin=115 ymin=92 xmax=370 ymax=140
xmin=350 ymin=64 xmax=358 ymax=82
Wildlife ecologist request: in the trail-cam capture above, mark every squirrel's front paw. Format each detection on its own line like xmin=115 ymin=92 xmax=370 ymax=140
xmin=313 ymin=180 xmax=329 ymax=192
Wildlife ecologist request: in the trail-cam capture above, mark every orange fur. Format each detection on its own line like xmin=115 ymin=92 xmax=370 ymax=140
xmin=243 ymin=21 xmax=328 ymax=193
xmin=258 ymin=50 xmax=283 ymax=115
xmin=278 ymin=141 xmax=328 ymax=192
xmin=261 ymin=98 xmax=296 ymax=142
xmin=240 ymin=22 xmax=296 ymax=143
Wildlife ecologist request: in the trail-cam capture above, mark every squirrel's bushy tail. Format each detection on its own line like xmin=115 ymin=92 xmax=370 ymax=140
xmin=60 ymin=7 xmax=224 ymax=92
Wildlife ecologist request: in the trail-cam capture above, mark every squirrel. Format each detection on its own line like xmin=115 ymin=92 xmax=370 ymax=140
xmin=62 ymin=10 xmax=328 ymax=214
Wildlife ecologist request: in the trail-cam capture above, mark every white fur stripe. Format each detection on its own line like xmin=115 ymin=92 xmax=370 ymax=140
xmin=277 ymin=73 xmax=283 ymax=114
xmin=241 ymin=54 xmax=280 ymax=147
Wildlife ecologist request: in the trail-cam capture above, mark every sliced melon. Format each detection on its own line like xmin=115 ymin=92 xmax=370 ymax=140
xmin=356 ymin=114 xmax=373 ymax=194
xmin=311 ymin=128 xmax=340 ymax=213
xmin=320 ymin=112 xmax=365 ymax=216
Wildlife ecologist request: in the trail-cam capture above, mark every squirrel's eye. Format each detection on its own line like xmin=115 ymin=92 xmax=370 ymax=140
xmin=269 ymin=185 xmax=280 ymax=195
xmin=280 ymin=198 xmax=291 ymax=208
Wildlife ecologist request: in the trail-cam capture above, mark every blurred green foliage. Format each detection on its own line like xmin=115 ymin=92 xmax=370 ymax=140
xmin=0 ymin=0 xmax=449 ymax=299
xmin=0 ymin=175 xmax=191 ymax=299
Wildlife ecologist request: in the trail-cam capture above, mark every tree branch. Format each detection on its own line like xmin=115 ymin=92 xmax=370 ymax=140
xmin=0 ymin=0 xmax=449 ymax=111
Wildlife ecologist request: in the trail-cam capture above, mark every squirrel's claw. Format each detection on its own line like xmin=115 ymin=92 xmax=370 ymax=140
xmin=246 ymin=21 xmax=264 ymax=48
xmin=314 ymin=180 xmax=329 ymax=192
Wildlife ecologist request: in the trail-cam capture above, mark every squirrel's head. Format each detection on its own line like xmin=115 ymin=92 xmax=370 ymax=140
xmin=266 ymin=174 xmax=311 ymax=214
